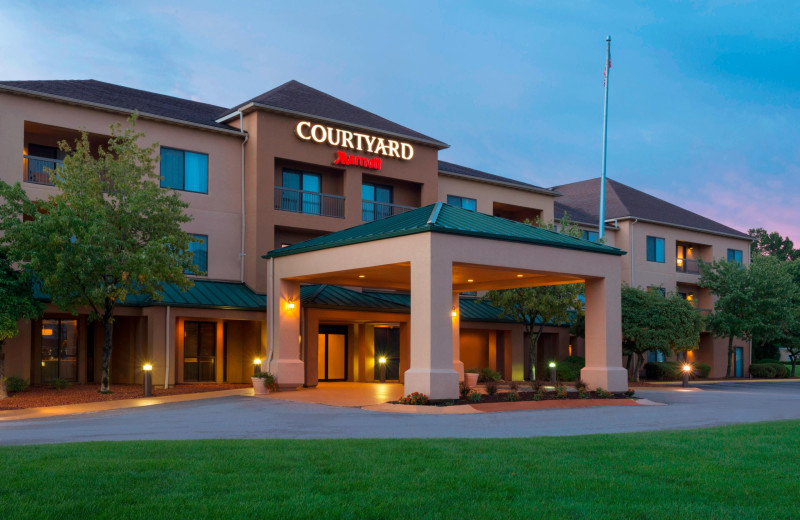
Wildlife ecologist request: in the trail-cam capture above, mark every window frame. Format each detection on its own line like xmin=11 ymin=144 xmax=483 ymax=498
xmin=446 ymin=195 xmax=477 ymax=212
xmin=646 ymin=236 xmax=666 ymax=263
xmin=188 ymin=233 xmax=208 ymax=275
xmin=727 ymin=248 xmax=743 ymax=265
xmin=160 ymin=146 xmax=209 ymax=194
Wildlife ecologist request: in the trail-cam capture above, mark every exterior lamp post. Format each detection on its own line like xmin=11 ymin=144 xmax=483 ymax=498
xmin=143 ymin=363 xmax=153 ymax=397
xmin=253 ymin=357 xmax=262 ymax=377
xmin=549 ymin=361 xmax=557 ymax=385
xmin=682 ymin=364 xmax=691 ymax=387
xmin=378 ymin=356 xmax=387 ymax=383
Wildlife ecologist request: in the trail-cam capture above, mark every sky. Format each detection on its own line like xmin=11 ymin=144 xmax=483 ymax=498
xmin=2 ymin=1 xmax=798 ymax=239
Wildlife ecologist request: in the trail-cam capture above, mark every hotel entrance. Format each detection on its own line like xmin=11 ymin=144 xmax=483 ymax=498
xmin=318 ymin=325 xmax=348 ymax=381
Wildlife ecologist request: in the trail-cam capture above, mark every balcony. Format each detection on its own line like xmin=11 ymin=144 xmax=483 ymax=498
xmin=274 ymin=186 xmax=345 ymax=219
xmin=676 ymin=257 xmax=701 ymax=274
xmin=362 ymin=200 xmax=416 ymax=222
xmin=23 ymin=155 xmax=62 ymax=185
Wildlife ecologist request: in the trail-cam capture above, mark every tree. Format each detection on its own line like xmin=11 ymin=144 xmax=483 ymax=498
xmin=699 ymin=256 xmax=795 ymax=377
xmin=661 ymin=292 xmax=705 ymax=362
xmin=748 ymin=227 xmax=799 ymax=261
xmin=0 ymin=251 xmax=43 ymax=399
xmin=0 ymin=115 xmax=198 ymax=392
xmin=486 ymin=213 xmax=584 ymax=380
xmin=776 ymin=260 xmax=800 ymax=377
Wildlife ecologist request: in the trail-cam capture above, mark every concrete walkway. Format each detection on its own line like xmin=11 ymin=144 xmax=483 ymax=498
xmin=1 ymin=381 xmax=799 ymax=445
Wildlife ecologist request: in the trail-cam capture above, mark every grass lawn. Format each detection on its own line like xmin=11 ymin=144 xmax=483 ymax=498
xmin=2 ymin=420 xmax=798 ymax=520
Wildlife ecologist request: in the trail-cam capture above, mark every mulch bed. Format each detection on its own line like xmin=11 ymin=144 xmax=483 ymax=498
xmin=448 ymin=390 xmax=630 ymax=405
xmin=0 ymin=383 xmax=250 ymax=410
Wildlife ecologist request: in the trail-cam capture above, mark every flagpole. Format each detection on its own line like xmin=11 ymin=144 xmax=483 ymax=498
xmin=599 ymin=35 xmax=611 ymax=240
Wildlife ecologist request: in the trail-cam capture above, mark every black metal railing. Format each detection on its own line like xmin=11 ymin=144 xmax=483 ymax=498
xmin=23 ymin=154 xmax=62 ymax=185
xmin=274 ymin=186 xmax=345 ymax=218
xmin=676 ymin=258 xmax=700 ymax=274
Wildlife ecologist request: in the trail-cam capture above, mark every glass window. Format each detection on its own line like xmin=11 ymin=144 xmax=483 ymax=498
xmin=447 ymin=195 xmax=477 ymax=211
xmin=582 ymin=230 xmax=599 ymax=242
xmin=281 ymin=169 xmax=321 ymax=215
xmin=184 ymin=321 xmax=216 ymax=382
xmin=727 ymin=249 xmax=743 ymax=265
xmin=160 ymin=147 xmax=208 ymax=194
xmin=41 ymin=319 xmax=78 ymax=382
xmin=646 ymin=236 xmax=665 ymax=263
xmin=362 ymin=182 xmax=394 ymax=221
xmin=188 ymin=234 xmax=208 ymax=274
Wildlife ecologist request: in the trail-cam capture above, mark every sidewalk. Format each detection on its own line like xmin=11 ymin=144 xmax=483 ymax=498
xmin=0 ymin=388 xmax=253 ymax=422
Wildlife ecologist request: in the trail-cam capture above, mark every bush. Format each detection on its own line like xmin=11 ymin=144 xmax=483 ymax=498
xmin=398 ymin=392 xmax=429 ymax=405
xmin=467 ymin=391 xmax=482 ymax=403
xmin=531 ymin=380 xmax=544 ymax=392
xmin=478 ymin=368 xmax=502 ymax=383
xmin=595 ymin=387 xmax=614 ymax=399
xmin=554 ymin=355 xmax=586 ymax=382
xmin=485 ymin=381 xmax=498 ymax=396
xmin=574 ymin=378 xmax=588 ymax=391
xmin=755 ymin=358 xmax=781 ymax=364
xmin=577 ymin=388 xmax=590 ymax=399
xmin=50 ymin=378 xmax=71 ymax=390
xmin=505 ymin=390 xmax=519 ymax=402
xmin=459 ymin=381 xmax=470 ymax=399
xmin=766 ymin=363 xmax=788 ymax=378
xmin=644 ymin=361 xmax=684 ymax=381
xmin=4 ymin=377 xmax=29 ymax=393
xmin=694 ymin=362 xmax=712 ymax=378
xmin=750 ymin=363 xmax=788 ymax=379
xmin=555 ymin=385 xmax=568 ymax=399
xmin=624 ymin=389 xmax=636 ymax=398
xmin=256 ymin=371 xmax=278 ymax=391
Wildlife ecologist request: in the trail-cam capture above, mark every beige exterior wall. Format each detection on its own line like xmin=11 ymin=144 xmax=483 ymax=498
xmin=437 ymin=174 xmax=555 ymax=222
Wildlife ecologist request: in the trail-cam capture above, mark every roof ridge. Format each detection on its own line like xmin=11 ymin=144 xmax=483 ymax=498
xmin=427 ymin=202 xmax=443 ymax=225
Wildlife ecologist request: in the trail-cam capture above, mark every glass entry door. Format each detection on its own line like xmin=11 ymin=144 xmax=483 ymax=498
xmin=318 ymin=325 xmax=348 ymax=381
xmin=184 ymin=321 xmax=217 ymax=382
xmin=41 ymin=319 xmax=78 ymax=382
xmin=374 ymin=327 xmax=400 ymax=380
xmin=735 ymin=347 xmax=744 ymax=378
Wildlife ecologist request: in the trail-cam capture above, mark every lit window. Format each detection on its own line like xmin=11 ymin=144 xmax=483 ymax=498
xmin=646 ymin=236 xmax=665 ymax=263
xmin=447 ymin=195 xmax=477 ymax=211
xmin=160 ymin=147 xmax=208 ymax=193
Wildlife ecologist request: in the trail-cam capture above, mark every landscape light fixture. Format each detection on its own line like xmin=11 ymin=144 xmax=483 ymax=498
xmin=143 ymin=363 xmax=153 ymax=397
xmin=378 ymin=356 xmax=387 ymax=382
xmin=253 ymin=357 xmax=262 ymax=377
xmin=682 ymin=363 xmax=691 ymax=387
xmin=549 ymin=361 xmax=557 ymax=384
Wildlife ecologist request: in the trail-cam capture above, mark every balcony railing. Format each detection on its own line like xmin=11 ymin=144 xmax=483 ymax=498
xmin=362 ymin=200 xmax=416 ymax=222
xmin=24 ymin=155 xmax=62 ymax=185
xmin=274 ymin=186 xmax=345 ymax=219
xmin=676 ymin=258 xmax=700 ymax=274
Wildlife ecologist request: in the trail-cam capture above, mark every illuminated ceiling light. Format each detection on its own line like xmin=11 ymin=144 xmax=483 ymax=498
xmin=358 ymin=274 xmax=366 ymax=278
xmin=516 ymin=274 xmax=524 ymax=278
xmin=467 ymin=279 xmax=474 ymax=283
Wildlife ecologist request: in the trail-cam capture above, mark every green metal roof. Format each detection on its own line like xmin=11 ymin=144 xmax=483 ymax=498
xmin=34 ymin=279 xmax=266 ymax=311
xmin=301 ymin=284 xmax=408 ymax=312
xmin=264 ymin=203 xmax=625 ymax=259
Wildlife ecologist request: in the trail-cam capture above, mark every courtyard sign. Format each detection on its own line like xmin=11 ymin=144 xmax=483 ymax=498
xmin=295 ymin=121 xmax=414 ymax=160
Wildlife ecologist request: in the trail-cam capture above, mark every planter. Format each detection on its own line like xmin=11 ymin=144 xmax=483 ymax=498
xmin=464 ymin=372 xmax=479 ymax=388
xmin=251 ymin=376 xmax=270 ymax=395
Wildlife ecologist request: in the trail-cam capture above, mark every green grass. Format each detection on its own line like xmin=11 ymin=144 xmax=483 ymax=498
xmin=2 ymin=421 xmax=799 ymax=519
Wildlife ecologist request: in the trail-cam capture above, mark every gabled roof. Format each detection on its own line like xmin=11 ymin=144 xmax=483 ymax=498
xmin=0 ymin=79 xmax=238 ymax=133
xmin=438 ymin=160 xmax=558 ymax=196
xmin=552 ymin=178 xmax=750 ymax=239
xmin=219 ymin=80 xmax=447 ymax=148
xmin=264 ymin=202 xmax=625 ymax=259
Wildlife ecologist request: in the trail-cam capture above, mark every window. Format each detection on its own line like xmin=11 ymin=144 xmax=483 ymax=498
xmin=160 ymin=147 xmax=208 ymax=193
xmin=362 ymin=182 xmax=394 ymax=221
xmin=41 ymin=319 xmax=78 ymax=382
xmin=647 ymin=350 xmax=665 ymax=363
xmin=188 ymin=234 xmax=208 ymax=274
xmin=281 ymin=169 xmax=321 ymax=214
xmin=447 ymin=195 xmax=477 ymax=211
xmin=582 ymin=230 xmax=599 ymax=242
xmin=646 ymin=236 xmax=665 ymax=263
xmin=727 ymin=249 xmax=743 ymax=265
xmin=184 ymin=321 xmax=216 ymax=382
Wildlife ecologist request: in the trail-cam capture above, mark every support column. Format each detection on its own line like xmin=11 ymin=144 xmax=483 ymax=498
xmin=269 ymin=278 xmax=304 ymax=390
xmin=452 ymin=292 xmax=464 ymax=382
xmin=581 ymin=277 xmax=628 ymax=392
xmin=404 ymin=252 xmax=458 ymax=400
xmin=511 ymin=327 xmax=525 ymax=381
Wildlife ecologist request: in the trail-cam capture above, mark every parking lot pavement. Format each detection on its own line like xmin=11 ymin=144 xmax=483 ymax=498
xmin=1 ymin=381 xmax=799 ymax=446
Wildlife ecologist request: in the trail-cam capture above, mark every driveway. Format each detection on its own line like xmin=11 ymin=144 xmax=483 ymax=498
xmin=1 ymin=381 xmax=799 ymax=446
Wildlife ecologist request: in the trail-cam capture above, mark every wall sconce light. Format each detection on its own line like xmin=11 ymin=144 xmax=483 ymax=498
xmin=451 ymin=306 xmax=457 ymax=317
xmin=287 ymin=298 xmax=296 ymax=310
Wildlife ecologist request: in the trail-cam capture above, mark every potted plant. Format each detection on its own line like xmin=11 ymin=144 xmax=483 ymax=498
xmin=252 ymin=371 xmax=278 ymax=395
xmin=464 ymin=370 xmax=479 ymax=389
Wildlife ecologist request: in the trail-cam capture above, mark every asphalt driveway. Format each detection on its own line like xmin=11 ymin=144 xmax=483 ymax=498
xmin=2 ymin=381 xmax=799 ymax=446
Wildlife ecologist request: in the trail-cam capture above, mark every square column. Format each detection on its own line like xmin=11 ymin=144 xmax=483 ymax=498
xmin=452 ymin=292 xmax=464 ymax=382
xmin=404 ymin=255 xmax=459 ymax=400
xmin=581 ymin=277 xmax=628 ymax=392
xmin=268 ymin=278 xmax=304 ymax=390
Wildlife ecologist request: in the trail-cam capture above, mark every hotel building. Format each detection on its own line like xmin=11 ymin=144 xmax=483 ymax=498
xmin=0 ymin=79 xmax=750 ymax=397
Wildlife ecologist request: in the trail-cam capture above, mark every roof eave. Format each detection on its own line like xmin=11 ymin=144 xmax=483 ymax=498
xmin=438 ymin=170 xmax=561 ymax=197
xmin=612 ymin=216 xmax=752 ymax=241
xmin=223 ymin=102 xmax=450 ymax=149
xmin=0 ymin=84 xmax=245 ymax=137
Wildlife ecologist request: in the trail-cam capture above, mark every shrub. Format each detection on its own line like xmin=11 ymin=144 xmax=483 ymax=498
xmin=694 ymin=362 xmax=712 ymax=379
xmin=556 ymin=362 xmax=582 ymax=382
xmin=555 ymin=385 xmax=568 ymax=399
xmin=532 ymin=392 xmax=542 ymax=401
xmin=477 ymin=367 xmax=502 ymax=383
xmin=766 ymin=363 xmax=789 ymax=378
xmin=4 ymin=377 xmax=29 ymax=393
xmin=595 ymin=387 xmax=613 ymax=399
xmin=755 ymin=358 xmax=781 ymax=364
xmin=574 ymin=378 xmax=588 ymax=391
xmin=467 ymin=391 xmax=482 ymax=403
xmin=398 ymin=392 xmax=429 ymax=405
xmin=531 ymin=380 xmax=544 ymax=392
xmin=459 ymin=381 xmax=470 ymax=399
xmin=577 ymin=388 xmax=590 ymax=399
xmin=644 ymin=361 xmax=684 ymax=381
xmin=505 ymin=390 xmax=519 ymax=402
xmin=624 ymin=389 xmax=636 ymax=398
xmin=485 ymin=381 xmax=498 ymax=396
xmin=749 ymin=363 xmax=788 ymax=379
xmin=256 ymin=371 xmax=278 ymax=391
xmin=50 ymin=378 xmax=71 ymax=390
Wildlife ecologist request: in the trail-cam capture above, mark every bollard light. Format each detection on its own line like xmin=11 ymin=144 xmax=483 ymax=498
xmin=549 ymin=361 xmax=557 ymax=385
xmin=143 ymin=363 xmax=153 ymax=397
xmin=253 ymin=357 xmax=262 ymax=377
xmin=378 ymin=356 xmax=387 ymax=383
xmin=682 ymin=363 xmax=691 ymax=387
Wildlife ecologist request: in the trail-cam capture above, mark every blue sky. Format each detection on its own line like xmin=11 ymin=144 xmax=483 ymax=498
xmin=2 ymin=1 xmax=798 ymax=238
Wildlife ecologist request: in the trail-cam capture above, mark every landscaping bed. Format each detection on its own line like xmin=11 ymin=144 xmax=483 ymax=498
xmin=392 ymin=387 xmax=633 ymax=406
xmin=0 ymin=383 xmax=250 ymax=410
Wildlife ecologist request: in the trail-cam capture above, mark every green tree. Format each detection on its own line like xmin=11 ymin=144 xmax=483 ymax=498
xmin=0 ymin=115 xmax=198 ymax=393
xmin=776 ymin=260 xmax=800 ymax=377
xmin=699 ymin=256 xmax=795 ymax=377
xmin=0 ymin=251 xmax=43 ymax=399
xmin=662 ymin=292 xmax=705 ymax=362
xmin=748 ymin=227 xmax=799 ymax=261
xmin=486 ymin=213 xmax=584 ymax=380
xmin=621 ymin=286 xmax=670 ymax=382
